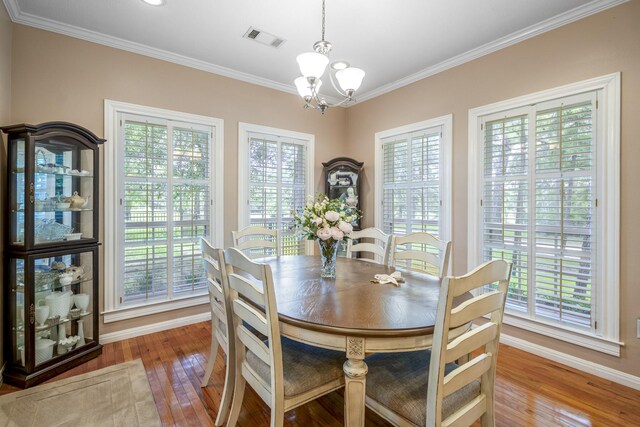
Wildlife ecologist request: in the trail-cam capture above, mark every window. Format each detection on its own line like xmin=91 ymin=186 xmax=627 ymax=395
xmin=374 ymin=115 xmax=453 ymax=259
xmin=468 ymin=74 xmax=620 ymax=355
xmin=238 ymin=123 xmax=315 ymax=255
xmin=104 ymin=100 xmax=224 ymax=321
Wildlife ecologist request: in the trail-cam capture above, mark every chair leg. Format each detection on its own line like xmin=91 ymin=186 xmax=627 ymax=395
xmin=270 ymin=405 xmax=284 ymax=427
xmin=226 ymin=373 xmax=246 ymax=427
xmin=214 ymin=346 xmax=236 ymax=426
xmin=201 ymin=331 xmax=220 ymax=387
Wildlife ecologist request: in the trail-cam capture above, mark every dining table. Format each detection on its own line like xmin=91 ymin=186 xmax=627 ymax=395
xmin=257 ymin=255 xmax=464 ymax=427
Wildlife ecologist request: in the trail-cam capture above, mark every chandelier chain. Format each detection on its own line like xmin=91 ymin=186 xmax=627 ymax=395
xmin=321 ymin=0 xmax=326 ymax=41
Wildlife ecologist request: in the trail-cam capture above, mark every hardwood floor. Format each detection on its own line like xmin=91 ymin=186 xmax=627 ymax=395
xmin=2 ymin=322 xmax=639 ymax=426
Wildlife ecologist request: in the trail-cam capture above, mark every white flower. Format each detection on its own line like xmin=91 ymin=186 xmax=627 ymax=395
xmin=330 ymin=227 xmax=344 ymax=240
xmin=325 ymin=211 xmax=340 ymax=222
xmin=311 ymin=217 xmax=322 ymax=225
xmin=338 ymin=221 xmax=353 ymax=234
xmin=317 ymin=227 xmax=332 ymax=240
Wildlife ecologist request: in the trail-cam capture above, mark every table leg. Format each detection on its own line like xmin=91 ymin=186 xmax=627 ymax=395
xmin=343 ymin=337 xmax=367 ymax=427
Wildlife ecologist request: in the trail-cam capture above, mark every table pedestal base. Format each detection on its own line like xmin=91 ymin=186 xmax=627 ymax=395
xmin=343 ymin=337 xmax=368 ymax=427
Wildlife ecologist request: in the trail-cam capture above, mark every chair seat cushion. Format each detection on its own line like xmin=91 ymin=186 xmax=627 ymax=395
xmin=365 ymin=350 xmax=480 ymax=425
xmin=246 ymin=337 xmax=345 ymax=398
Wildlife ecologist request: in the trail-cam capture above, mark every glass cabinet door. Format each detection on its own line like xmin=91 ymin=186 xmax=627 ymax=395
xmin=9 ymin=138 xmax=26 ymax=246
xmin=32 ymin=137 xmax=95 ymax=246
xmin=12 ymin=248 xmax=97 ymax=368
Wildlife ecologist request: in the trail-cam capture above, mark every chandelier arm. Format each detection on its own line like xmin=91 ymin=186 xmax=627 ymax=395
xmin=328 ymin=70 xmax=348 ymax=98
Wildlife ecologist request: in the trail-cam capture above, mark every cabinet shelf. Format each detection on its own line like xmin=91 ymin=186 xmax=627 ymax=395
xmin=15 ymin=312 xmax=92 ymax=333
xmin=13 ymin=170 xmax=94 ymax=178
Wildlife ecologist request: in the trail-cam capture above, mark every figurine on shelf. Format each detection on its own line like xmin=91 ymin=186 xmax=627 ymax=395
xmin=66 ymin=265 xmax=84 ymax=281
xmin=65 ymin=191 xmax=90 ymax=209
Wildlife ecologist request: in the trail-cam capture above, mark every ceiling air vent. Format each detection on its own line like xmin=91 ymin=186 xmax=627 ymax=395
xmin=243 ymin=27 xmax=286 ymax=49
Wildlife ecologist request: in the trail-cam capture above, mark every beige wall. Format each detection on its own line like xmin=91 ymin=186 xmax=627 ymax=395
xmin=9 ymin=24 xmax=347 ymax=336
xmin=0 ymin=2 xmax=13 ymax=370
xmin=345 ymin=1 xmax=640 ymax=375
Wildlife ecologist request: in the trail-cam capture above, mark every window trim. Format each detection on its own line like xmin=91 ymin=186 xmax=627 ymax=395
xmin=237 ymin=122 xmax=315 ymax=255
xmin=467 ymin=73 xmax=621 ymax=355
xmin=374 ymin=115 xmax=453 ymax=270
xmin=103 ymin=99 xmax=224 ymax=323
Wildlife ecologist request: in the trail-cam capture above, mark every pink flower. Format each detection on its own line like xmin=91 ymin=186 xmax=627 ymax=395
xmin=316 ymin=227 xmax=332 ymax=241
xmin=330 ymin=227 xmax=345 ymax=240
xmin=338 ymin=221 xmax=353 ymax=234
xmin=324 ymin=210 xmax=340 ymax=222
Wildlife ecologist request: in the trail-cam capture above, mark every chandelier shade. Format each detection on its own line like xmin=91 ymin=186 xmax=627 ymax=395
xmin=297 ymin=52 xmax=329 ymax=79
xmin=335 ymin=67 xmax=365 ymax=92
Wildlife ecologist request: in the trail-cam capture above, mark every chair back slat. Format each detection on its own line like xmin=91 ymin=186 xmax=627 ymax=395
xmin=426 ymin=259 xmax=511 ymax=426
xmin=389 ymin=232 xmax=451 ymax=278
xmin=443 ymin=354 xmax=492 ymax=397
xmin=444 ymin=322 xmax=497 ymax=364
xmin=345 ymin=227 xmax=392 ymax=265
xmin=237 ymin=324 xmax=270 ymax=365
xmin=228 ymin=274 xmax=266 ymax=307
xmin=448 ymin=291 xmax=504 ymax=329
xmin=442 ymin=395 xmax=487 ymax=427
xmin=233 ymin=299 xmax=270 ymax=337
xmin=449 ymin=261 xmax=511 ymax=297
xmin=232 ymin=226 xmax=281 ymax=258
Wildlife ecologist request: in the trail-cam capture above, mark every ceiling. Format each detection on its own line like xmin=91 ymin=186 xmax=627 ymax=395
xmin=2 ymin=0 xmax=626 ymax=104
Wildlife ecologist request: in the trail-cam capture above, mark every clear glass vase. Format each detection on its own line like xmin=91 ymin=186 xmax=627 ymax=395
xmin=318 ymin=239 xmax=339 ymax=278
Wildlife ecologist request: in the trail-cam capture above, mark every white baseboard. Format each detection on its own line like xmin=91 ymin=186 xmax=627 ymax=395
xmin=99 ymin=312 xmax=211 ymax=344
xmin=500 ymin=332 xmax=640 ymax=391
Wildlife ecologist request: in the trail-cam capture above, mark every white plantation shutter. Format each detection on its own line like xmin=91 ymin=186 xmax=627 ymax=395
xmin=248 ymin=132 xmax=307 ymax=256
xmin=533 ymin=96 xmax=595 ymax=328
xmin=382 ymin=127 xmax=442 ymax=237
xmin=480 ymin=92 xmax=597 ymax=331
xmin=482 ymin=114 xmax=529 ymax=310
xmin=120 ymin=114 xmax=213 ymax=305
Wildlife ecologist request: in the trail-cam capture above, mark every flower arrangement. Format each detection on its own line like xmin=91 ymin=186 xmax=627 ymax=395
xmin=292 ymin=193 xmax=361 ymax=242
xmin=292 ymin=194 xmax=362 ymax=278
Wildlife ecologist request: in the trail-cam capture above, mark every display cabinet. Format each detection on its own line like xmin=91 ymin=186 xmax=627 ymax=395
xmin=2 ymin=122 xmax=104 ymax=388
xmin=323 ymin=157 xmax=363 ymax=230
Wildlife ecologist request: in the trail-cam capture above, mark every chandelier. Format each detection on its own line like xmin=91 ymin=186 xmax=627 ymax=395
xmin=294 ymin=0 xmax=365 ymax=114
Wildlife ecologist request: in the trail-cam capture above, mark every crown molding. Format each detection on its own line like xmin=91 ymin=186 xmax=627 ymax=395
xmin=352 ymin=0 xmax=629 ymax=104
xmin=3 ymin=0 xmax=627 ymax=107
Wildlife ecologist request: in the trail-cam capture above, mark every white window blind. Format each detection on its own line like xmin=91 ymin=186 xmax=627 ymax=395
xmin=119 ymin=114 xmax=214 ymax=305
xmin=247 ymin=131 xmax=307 ymax=256
xmin=381 ymin=127 xmax=442 ymax=237
xmin=481 ymin=93 xmax=597 ymax=331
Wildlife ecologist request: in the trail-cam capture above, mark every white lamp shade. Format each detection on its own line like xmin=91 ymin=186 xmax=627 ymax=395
xmin=297 ymin=52 xmax=329 ymax=79
xmin=295 ymin=77 xmax=322 ymax=97
xmin=336 ymin=67 xmax=365 ymax=92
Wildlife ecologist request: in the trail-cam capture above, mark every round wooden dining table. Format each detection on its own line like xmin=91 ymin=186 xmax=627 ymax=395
xmin=258 ymin=255 xmax=449 ymax=427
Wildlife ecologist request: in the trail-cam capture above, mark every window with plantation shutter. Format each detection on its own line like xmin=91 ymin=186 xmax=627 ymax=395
xmin=468 ymin=74 xmax=620 ymax=354
xmin=238 ymin=124 xmax=315 ymax=256
xmin=103 ymin=101 xmax=224 ymax=320
xmin=375 ymin=116 xmax=453 ymax=262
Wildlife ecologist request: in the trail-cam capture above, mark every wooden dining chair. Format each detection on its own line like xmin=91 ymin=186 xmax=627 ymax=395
xmin=232 ymin=225 xmax=281 ymax=258
xmin=389 ymin=232 xmax=452 ymax=278
xmin=199 ymin=238 xmax=235 ymax=426
xmin=345 ymin=227 xmax=392 ymax=265
xmin=364 ymin=259 xmax=512 ymax=427
xmin=223 ymin=247 xmax=346 ymax=427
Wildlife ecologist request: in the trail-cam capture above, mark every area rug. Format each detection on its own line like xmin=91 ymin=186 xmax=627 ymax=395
xmin=0 ymin=359 xmax=160 ymax=427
